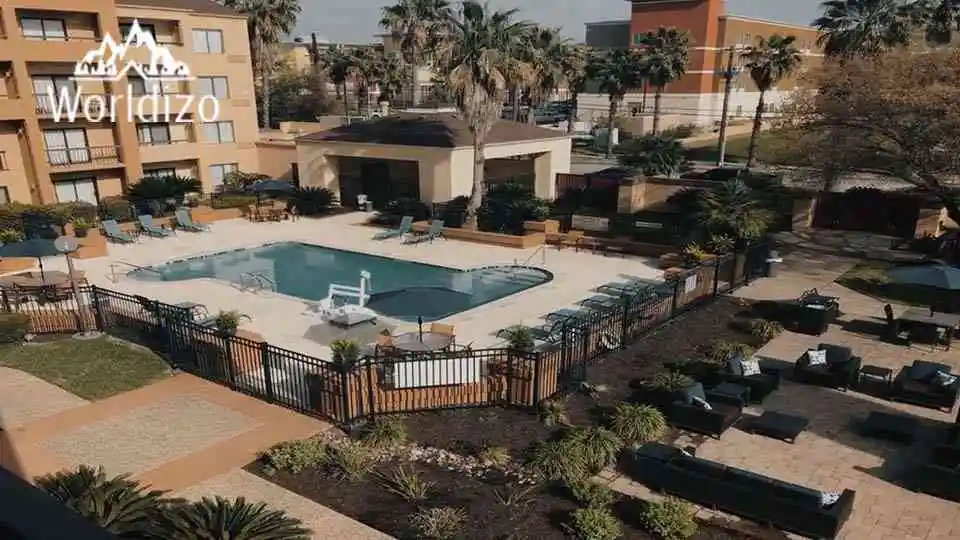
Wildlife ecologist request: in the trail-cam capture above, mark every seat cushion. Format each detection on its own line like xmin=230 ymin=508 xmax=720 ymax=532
xmin=681 ymin=382 xmax=708 ymax=406
xmin=818 ymin=343 xmax=852 ymax=365
xmin=910 ymin=361 xmax=952 ymax=382
xmin=673 ymin=456 xmax=727 ymax=479
xmin=898 ymin=376 xmax=933 ymax=395
xmin=726 ymin=354 xmax=744 ymax=376
xmin=724 ymin=468 xmax=821 ymax=508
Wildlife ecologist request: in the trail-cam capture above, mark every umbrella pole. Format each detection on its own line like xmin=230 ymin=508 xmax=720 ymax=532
xmin=37 ymin=257 xmax=45 ymax=282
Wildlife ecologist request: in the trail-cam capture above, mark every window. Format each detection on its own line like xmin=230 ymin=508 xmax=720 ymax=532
xmin=209 ymin=163 xmax=238 ymax=189
xmin=120 ymin=22 xmax=155 ymax=41
xmin=33 ymin=76 xmax=77 ymax=113
xmin=21 ymin=17 xmax=67 ymax=41
xmin=143 ymin=167 xmax=177 ymax=179
xmin=197 ymin=77 xmax=229 ymax=99
xmin=0 ymin=187 xmax=9 ymax=204
xmin=137 ymin=123 xmax=171 ymax=145
xmin=192 ymin=29 xmax=223 ymax=53
xmin=202 ymin=121 xmax=234 ymax=143
xmin=55 ymin=176 xmax=98 ymax=205
xmin=629 ymin=102 xmax=647 ymax=116
xmin=43 ymin=128 xmax=89 ymax=165
xmin=129 ymin=77 xmax=168 ymax=96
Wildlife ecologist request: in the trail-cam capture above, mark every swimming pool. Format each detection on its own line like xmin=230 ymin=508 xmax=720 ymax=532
xmin=129 ymin=242 xmax=552 ymax=322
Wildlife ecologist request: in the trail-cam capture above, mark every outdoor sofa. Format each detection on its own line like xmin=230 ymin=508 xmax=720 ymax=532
xmin=627 ymin=443 xmax=856 ymax=540
xmin=794 ymin=344 xmax=862 ymax=391
xmin=891 ymin=360 xmax=960 ymax=411
xmin=913 ymin=425 xmax=960 ymax=501
xmin=663 ymin=382 xmax=743 ymax=438
xmin=719 ymin=354 xmax=781 ymax=402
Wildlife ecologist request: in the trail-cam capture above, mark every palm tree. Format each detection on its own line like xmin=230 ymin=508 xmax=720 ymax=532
xmin=813 ymin=0 xmax=914 ymax=57
xmin=36 ymin=465 xmax=170 ymax=538
xmin=617 ymin=135 xmax=687 ymax=177
xmin=434 ymin=1 xmax=532 ymax=230
xmin=525 ymin=27 xmax=574 ymax=125
xmin=585 ymin=48 xmax=645 ymax=157
xmin=637 ymin=27 xmax=690 ymax=134
xmin=351 ymin=47 xmax=383 ymax=115
xmin=914 ymin=0 xmax=960 ymax=45
xmin=150 ymin=496 xmax=310 ymax=540
xmin=380 ymin=0 xmax=452 ymax=107
xmin=222 ymin=0 xmax=301 ymax=128
xmin=561 ymin=44 xmax=588 ymax=133
xmin=740 ymin=35 xmax=803 ymax=168
xmin=321 ymin=46 xmax=354 ymax=109
xmin=698 ymin=180 xmax=774 ymax=246
xmin=372 ymin=49 xmax=412 ymax=105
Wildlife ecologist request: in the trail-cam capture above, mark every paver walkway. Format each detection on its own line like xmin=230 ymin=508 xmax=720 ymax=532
xmin=0 ymin=371 xmax=390 ymax=539
xmin=599 ymin=234 xmax=960 ymax=540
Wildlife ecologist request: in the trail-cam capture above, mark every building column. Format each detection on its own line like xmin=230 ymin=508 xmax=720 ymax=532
xmin=10 ymin=59 xmax=56 ymax=204
xmin=417 ymin=158 xmax=446 ymax=202
xmin=533 ymin=152 xmax=556 ymax=200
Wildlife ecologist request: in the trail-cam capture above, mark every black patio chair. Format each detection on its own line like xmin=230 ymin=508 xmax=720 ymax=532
xmin=883 ymin=304 xmax=911 ymax=345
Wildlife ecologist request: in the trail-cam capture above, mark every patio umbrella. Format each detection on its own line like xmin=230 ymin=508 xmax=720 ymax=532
xmin=246 ymin=179 xmax=294 ymax=197
xmin=0 ymin=238 xmax=62 ymax=281
xmin=886 ymin=263 xmax=960 ymax=290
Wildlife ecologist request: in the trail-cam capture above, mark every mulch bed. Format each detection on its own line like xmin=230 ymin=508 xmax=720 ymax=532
xmin=247 ymin=458 xmax=767 ymax=540
xmin=403 ymin=297 xmax=764 ymax=456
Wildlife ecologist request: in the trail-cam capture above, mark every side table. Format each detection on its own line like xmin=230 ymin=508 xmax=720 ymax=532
xmin=707 ymin=381 xmax=751 ymax=407
xmin=858 ymin=365 xmax=893 ymax=397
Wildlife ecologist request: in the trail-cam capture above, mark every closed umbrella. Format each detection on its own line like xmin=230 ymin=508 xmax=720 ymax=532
xmin=887 ymin=263 xmax=960 ymax=312
xmin=0 ymin=238 xmax=63 ymax=281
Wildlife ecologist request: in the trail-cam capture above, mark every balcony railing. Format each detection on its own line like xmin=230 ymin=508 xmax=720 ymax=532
xmin=46 ymin=145 xmax=120 ymax=167
xmin=35 ymin=93 xmax=112 ymax=116
xmin=139 ymin=134 xmax=194 ymax=146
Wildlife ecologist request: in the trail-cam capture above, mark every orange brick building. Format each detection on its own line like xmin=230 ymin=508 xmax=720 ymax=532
xmin=581 ymin=0 xmax=822 ymax=131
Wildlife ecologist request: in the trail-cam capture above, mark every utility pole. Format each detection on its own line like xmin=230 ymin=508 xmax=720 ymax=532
xmin=715 ymin=46 xmax=740 ymax=167
xmin=308 ymin=33 xmax=321 ymax=77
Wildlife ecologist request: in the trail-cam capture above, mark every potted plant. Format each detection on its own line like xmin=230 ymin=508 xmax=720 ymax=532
xmin=0 ymin=229 xmax=23 ymax=244
xmin=500 ymin=325 xmax=535 ymax=351
xmin=71 ymin=217 xmax=93 ymax=238
xmin=331 ymin=339 xmax=361 ymax=370
xmin=213 ymin=310 xmax=250 ymax=335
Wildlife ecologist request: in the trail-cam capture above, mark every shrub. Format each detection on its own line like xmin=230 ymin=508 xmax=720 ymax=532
xmin=376 ymin=465 xmax=433 ymax=502
xmin=375 ymin=197 xmax=431 ymax=226
xmin=331 ymin=339 xmax=361 ymax=369
xmin=610 ymin=403 xmax=667 ymax=445
xmin=660 ymin=123 xmax=700 ymax=139
xmin=568 ymin=427 xmax=622 ymax=473
xmin=749 ymin=318 xmax=784 ymax=341
xmin=289 ymin=187 xmax=337 ymax=216
xmin=651 ymin=372 xmax=694 ymax=393
xmin=702 ymin=340 xmax=754 ymax=364
xmin=0 ymin=228 xmax=23 ymax=243
xmin=501 ymin=325 xmax=535 ymax=351
xmin=565 ymin=507 xmax=623 ymax=540
xmin=261 ymin=438 xmax=327 ymax=474
xmin=211 ymin=194 xmax=258 ymax=210
xmin=567 ymin=479 xmax=618 ymax=508
xmin=410 ymin=507 xmax=468 ymax=540
xmin=478 ymin=182 xmax=551 ymax=235
xmin=538 ymin=399 xmax=569 ymax=427
xmin=127 ymin=175 xmax=200 ymax=203
xmin=151 ymin=496 xmax=311 ymax=540
xmin=638 ymin=497 xmax=699 ymax=540
xmin=99 ymin=196 xmax=135 ymax=222
xmin=493 ymin=482 xmax=537 ymax=508
xmin=681 ymin=243 xmax=708 ymax=266
xmin=212 ymin=310 xmax=249 ymax=335
xmin=0 ymin=313 xmax=29 ymax=344
xmin=223 ymin=171 xmax=270 ymax=190
xmin=708 ymin=233 xmax=735 ymax=254
xmin=617 ymin=135 xmax=688 ymax=177
xmin=440 ymin=195 xmax=470 ymax=228
xmin=324 ymin=440 xmax=376 ymax=481
xmin=478 ymin=445 xmax=511 ymax=467
xmin=529 ymin=438 xmax=587 ymax=482
xmin=360 ymin=416 xmax=407 ymax=449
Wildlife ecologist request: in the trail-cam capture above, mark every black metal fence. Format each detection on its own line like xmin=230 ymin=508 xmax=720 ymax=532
xmin=0 ymin=243 xmax=768 ymax=428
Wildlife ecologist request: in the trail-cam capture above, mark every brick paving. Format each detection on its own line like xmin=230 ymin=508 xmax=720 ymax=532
xmin=600 ymin=240 xmax=960 ymax=540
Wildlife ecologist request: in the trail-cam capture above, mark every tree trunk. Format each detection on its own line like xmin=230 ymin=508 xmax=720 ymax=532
xmin=652 ymin=88 xmax=663 ymax=134
xmin=567 ymin=91 xmax=578 ymax=133
xmin=463 ymin=137 xmax=486 ymax=230
xmin=746 ymin=90 xmax=766 ymax=169
xmin=261 ymin=71 xmax=272 ymax=129
xmin=411 ymin=63 xmax=421 ymax=106
xmin=510 ymin=87 xmax=520 ymax=122
xmin=605 ymin=96 xmax=618 ymax=158
xmin=527 ymin=95 xmax=538 ymax=125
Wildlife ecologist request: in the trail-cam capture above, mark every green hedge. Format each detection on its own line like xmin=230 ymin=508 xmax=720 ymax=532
xmin=0 ymin=313 xmax=30 ymax=344
xmin=0 ymin=202 xmax=98 ymax=236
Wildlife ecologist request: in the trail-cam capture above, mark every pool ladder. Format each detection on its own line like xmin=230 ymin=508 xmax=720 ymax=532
xmin=238 ymin=272 xmax=276 ymax=293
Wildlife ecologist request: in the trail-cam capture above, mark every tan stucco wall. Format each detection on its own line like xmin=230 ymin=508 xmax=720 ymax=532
xmin=0 ymin=124 xmax=32 ymax=203
xmin=256 ymin=141 xmax=298 ymax=182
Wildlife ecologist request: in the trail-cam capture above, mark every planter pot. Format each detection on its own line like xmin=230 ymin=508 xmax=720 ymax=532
xmin=75 ymin=229 xmax=89 ymax=238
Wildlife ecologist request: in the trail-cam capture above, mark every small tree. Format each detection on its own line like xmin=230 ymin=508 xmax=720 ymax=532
xmin=586 ymin=48 xmax=646 ymax=157
xmin=617 ymin=135 xmax=687 ymax=177
xmin=740 ymin=34 xmax=802 ymax=168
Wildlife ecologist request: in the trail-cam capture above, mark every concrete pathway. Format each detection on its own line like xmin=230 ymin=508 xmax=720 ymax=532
xmin=1 ymin=371 xmax=391 ymax=539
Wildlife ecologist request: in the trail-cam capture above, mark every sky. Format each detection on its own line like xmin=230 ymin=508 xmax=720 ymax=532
xmin=293 ymin=0 xmax=825 ymax=44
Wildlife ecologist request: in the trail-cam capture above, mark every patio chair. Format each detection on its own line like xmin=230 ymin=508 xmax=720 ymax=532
xmin=373 ymin=215 xmax=414 ymax=240
xmin=429 ymin=322 xmax=455 ymax=337
xmin=102 ymin=220 xmax=136 ymax=243
xmin=597 ymin=279 xmax=662 ymax=298
xmin=883 ymin=304 xmax=911 ymax=345
xmin=404 ymin=219 xmax=445 ymax=244
xmin=580 ymin=294 xmax=620 ymax=310
xmin=174 ymin=208 xmax=210 ymax=232
xmin=137 ymin=215 xmax=173 ymax=238
xmin=545 ymin=307 xmax=596 ymax=322
xmin=558 ymin=230 xmax=584 ymax=250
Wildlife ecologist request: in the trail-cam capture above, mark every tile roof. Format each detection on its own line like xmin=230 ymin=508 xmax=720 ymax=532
xmin=297 ymin=112 xmax=570 ymax=148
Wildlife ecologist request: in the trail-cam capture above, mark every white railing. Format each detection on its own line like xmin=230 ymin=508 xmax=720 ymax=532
xmin=238 ymin=272 xmax=275 ymax=293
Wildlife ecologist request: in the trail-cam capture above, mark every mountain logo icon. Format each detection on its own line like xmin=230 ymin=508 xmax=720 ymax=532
xmin=72 ymin=20 xmax=192 ymax=81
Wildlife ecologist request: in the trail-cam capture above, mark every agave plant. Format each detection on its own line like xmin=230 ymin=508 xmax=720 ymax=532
xmin=35 ymin=465 xmax=170 ymax=537
xmin=151 ymin=496 xmax=311 ymax=540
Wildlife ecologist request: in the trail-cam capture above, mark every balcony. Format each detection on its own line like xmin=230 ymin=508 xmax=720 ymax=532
xmin=138 ymin=126 xmax=197 ymax=163
xmin=34 ymin=93 xmax=113 ymax=119
xmin=46 ymin=145 xmax=121 ymax=170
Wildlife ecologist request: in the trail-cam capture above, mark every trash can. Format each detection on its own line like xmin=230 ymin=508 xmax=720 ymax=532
xmin=765 ymin=250 xmax=783 ymax=278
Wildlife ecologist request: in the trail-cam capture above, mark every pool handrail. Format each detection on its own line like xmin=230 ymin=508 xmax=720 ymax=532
xmin=109 ymin=261 xmax=164 ymax=283
xmin=239 ymin=271 xmax=275 ymax=293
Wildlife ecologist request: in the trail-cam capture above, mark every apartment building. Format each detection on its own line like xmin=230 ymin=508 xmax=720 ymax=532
xmin=581 ymin=0 xmax=823 ymax=131
xmin=0 ymin=0 xmax=259 ymax=205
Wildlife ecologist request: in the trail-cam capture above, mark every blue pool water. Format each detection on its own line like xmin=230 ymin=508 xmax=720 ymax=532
xmin=129 ymin=242 xmax=552 ymax=322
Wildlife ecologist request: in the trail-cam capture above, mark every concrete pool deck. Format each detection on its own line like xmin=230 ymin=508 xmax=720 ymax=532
xmin=37 ymin=213 xmax=663 ymax=359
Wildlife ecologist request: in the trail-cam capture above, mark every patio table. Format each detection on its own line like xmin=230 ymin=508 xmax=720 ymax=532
xmin=391 ymin=331 xmax=454 ymax=352
xmin=898 ymin=308 xmax=960 ymax=350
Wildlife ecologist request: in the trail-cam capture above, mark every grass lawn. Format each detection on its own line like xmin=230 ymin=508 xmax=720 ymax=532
xmin=835 ymin=260 xmax=933 ymax=307
xmin=0 ymin=336 xmax=172 ymax=400
xmin=683 ymin=130 xmax=807 ymax=166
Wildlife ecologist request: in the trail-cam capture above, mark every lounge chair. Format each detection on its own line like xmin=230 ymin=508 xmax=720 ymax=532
xmin=174 ymin=209 xmax=210 ymax=232
xmin=597 ymin=279 xmax=660 ymax=297
xmin=404 ymin=219 xmax=445 ymax=244
xmin=102 ymin=219 xmax=136 ymax=243
xmin=373 ymin=215 xmax=413 ymax=240
xmin=137 ymin=215 xmax=173 ymax=237
xmin=545 ymin=307 xmax=597 ymax=322
xmin=580 ymin=294 xmax=620 ymax=310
